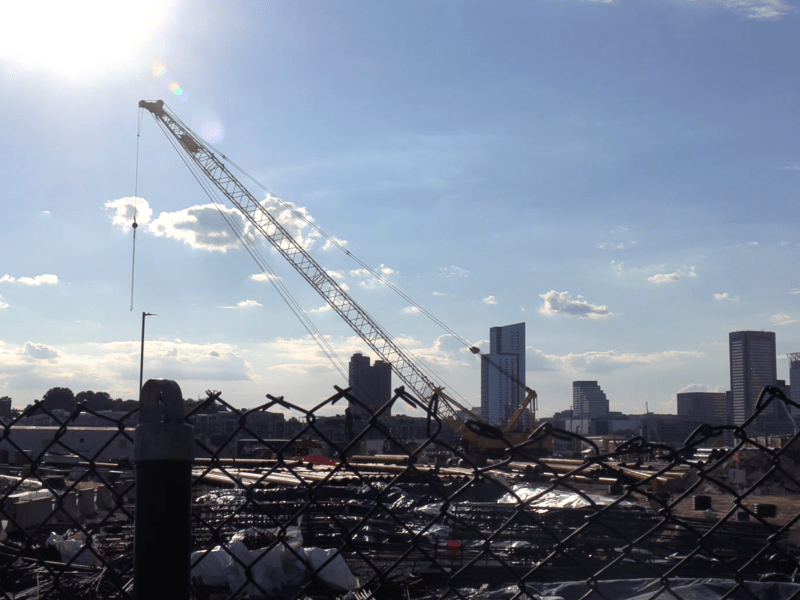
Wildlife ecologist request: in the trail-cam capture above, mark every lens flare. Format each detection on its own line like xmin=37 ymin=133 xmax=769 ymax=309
xmin=168 ymin=80 xmax=189 ymax=102
xmin=151 ymin=61 xmax=166 ymax=77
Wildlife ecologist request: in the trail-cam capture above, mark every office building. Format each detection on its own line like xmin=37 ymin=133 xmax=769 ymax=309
xmin=729 ymin=331 xmax=777 ymax=433
xmin=481 ymin=322 xmax=526 ymax=427
xmin=572 ymin=381 xmax=609 ymax=419
xmin=348 ymin=353 xmax=392 ymax=418
xmin=676 ymin=391 xmax=727 ymax=426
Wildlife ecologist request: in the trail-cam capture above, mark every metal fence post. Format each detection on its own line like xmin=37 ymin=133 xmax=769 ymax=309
xmin=134 ymin=379 xmax=194 ymax=600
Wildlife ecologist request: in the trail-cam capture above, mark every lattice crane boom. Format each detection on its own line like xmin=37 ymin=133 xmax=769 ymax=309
xmin=139 ymin=99 xmax=438 ymax=403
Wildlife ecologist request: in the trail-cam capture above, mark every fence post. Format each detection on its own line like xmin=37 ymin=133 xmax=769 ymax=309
xmin=133 ymin=379 xmax=194 ymax=600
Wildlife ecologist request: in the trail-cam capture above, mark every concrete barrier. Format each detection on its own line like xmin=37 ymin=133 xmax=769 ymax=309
xmin=96 ymin=485 xmax=115 ymax=510
xmin=5 ymin=490 xmax=55 ymax=531
xmin=55 ymin=492 xmax=80 ymax=523
xmin=78 ymin=488 xmax=97 ymax=517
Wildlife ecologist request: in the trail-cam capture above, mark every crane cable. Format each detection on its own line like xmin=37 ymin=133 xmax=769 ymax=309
xmin=212 ymin=151 xmax=477 ymax=353
xmin=200 ymin=143 xmax=478 ymax=402
xmin=154 ymin=111 xmax=459 ymax=398
xmin=129 ymin=110 xmax=144 ymax=311
xmin=151 ymin=117 xmax=350 ymax=382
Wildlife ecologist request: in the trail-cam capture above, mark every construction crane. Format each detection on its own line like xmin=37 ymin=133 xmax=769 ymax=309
xmin=138 ymin=99 xmax=551 ymax=456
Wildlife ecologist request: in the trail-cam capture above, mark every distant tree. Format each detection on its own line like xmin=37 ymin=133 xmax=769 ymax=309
xmin=76 ymin=390 xmax=114 ymax=411
xmin=112 ymin=398 xmax=139 ymax=412
xmin=41 ymin=387 xmax=76 ymax=412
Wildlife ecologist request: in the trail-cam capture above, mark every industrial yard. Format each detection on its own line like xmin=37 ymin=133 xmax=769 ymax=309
xmin=2 ymin=427 xmax=800 ymax=600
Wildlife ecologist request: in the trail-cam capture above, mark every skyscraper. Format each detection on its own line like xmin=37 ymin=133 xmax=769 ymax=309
xmin=481 ymin=322 xmax=525 ymax=427
xmin=788 ymin=353 xmax=800 ymax=406
xmin=572 ymin=381 xmax=609 ymax=419
xmin=729 ymin=331 xmax=776 ymax=431
xmin=348 ymin=353 xmax=392 ymax=418
xmin=676 ymin=391 xmax=727 ymax=425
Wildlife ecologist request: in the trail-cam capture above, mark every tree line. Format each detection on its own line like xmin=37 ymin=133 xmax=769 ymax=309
xmin=27 ymin=387 xmax=228 ymax=414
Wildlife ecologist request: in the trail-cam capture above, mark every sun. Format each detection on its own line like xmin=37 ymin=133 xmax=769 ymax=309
xmin=0 ymin=0 xmax=173 ymax=83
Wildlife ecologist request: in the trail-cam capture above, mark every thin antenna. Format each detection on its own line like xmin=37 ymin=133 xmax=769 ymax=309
xmin=130 ymin=110 xmax=143 ymax=311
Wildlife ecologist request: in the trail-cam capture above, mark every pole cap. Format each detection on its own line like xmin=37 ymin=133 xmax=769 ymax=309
xmin=134 ymin=379 xmax=194 ymax=462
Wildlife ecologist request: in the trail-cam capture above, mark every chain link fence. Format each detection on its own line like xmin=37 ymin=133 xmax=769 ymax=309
xmin=1 ymin=383 xmax=799 ymax=599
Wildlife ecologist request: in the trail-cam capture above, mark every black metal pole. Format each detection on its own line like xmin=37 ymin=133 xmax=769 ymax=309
xmin=134 ymin=379 xmax=194 ymax=600
xmin=138 ymin=312 xmax=156 ymax=400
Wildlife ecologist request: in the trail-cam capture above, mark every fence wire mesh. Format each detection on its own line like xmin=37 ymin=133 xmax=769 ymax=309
xmin=0 ymin=384 xmax=799 ymax=599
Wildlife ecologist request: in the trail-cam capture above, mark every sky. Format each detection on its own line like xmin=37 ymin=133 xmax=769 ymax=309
xmin=0 ymin=0 xmax=798 ymax=418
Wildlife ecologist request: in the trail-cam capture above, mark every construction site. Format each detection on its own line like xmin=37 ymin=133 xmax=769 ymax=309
xmin=0 ymin=383 xmax=799 ymax=599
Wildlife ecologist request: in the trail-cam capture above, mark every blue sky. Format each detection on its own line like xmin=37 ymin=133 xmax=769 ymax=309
xmin=0 ymin=0 xmax=798 ymax=417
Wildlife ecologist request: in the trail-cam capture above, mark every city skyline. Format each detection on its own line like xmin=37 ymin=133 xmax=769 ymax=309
xmin=0 ymin=2 xmax=798 ymax=417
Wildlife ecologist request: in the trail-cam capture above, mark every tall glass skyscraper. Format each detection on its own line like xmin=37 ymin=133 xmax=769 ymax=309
xmin=729 ymin=331 xmax=776 ymax=431
xmin=480 ymin=322 xmax=526 ymax=427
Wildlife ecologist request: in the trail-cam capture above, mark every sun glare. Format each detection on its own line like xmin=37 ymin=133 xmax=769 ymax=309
xmin=0 ymin=0 xmax=172 ymax=82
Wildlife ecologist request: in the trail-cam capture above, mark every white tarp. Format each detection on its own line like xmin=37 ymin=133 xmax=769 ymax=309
xmin=190 ymin=522 xmax=359 ymax=599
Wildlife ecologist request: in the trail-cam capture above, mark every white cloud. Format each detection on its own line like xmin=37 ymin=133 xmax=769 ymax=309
xmin=525 ymin=346 xmax=704 ymax=374
xmin=482 ymin=296 xmax=498 ymax=305
xmin=0 ymin=274 xmax=58 ymax=286
xmin=770 ymin=313 xmax=797 ymax=326
xmin=16 ymin=342 xmax=60 ymax=361
xmin=326 ymin=270 xmax=346 ymax=280
xmin=220 ymin=299 xmax=263 ymax=309
xmin=349 ymin=264 xmax=397 ymax=284
xmin=0 ymin=339 xmax=256 ymax=404
xmin=557 ymin=349 xmax=703 ymax=373
xmin=403 ymin=306 xmax=420 ymax=314
xmin=746 ymin=241 xmax=760 ymax=247
xmin=713 ymin=292 xmax=739 ymax=302
xmin=0 ymin=300 xmax=8 ymax=310
xmin=106 ymin=193 xmax=335 ymax=254
xmin=148 ymin=203 xmax=248 ymax=252
xmin=791 ymin=289 xmax=800 ymax=295
xmin=18 ymin=274 xmax=58 ymax=286
xmin=677 ymin=384 xmax=725 ymax=394
xmin=538 ymin=290 xmax=611 ymax=319
xmin=104 ymin=197 xmax=153 ymax=230
xmin=648 ymin=271 xmax=680 ymax=284
xmin=648 ymin=266 xmax=696 ymax=284
xmin=307 ymin=305 xmax=332 ymax=313
xmin=597 ymin=242 xmax=625 ymax=251
xmin=360 ymin=279 xmax=384 ymax=290
xmin=597 ymin=241 xmax=636 ymax=251
xmin=321 ymin=236 xmax=347 ymax=251
xmin=259 ymin=195 xmax=329 ymax=250
xmin=249 ymin=273 xmax=281 ymax=282
xmin=716 ymin=0 xmax=796 ymax=20
xmin=431 ymin=292 xmax=447 ymax=297
xmin=439 ymin=266 xmax=470 ymax=278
